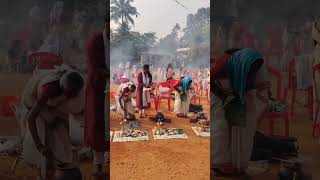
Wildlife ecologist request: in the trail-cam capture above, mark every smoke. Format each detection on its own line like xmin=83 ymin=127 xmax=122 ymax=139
xmin=0 ymin=0 xmax=105 ymax=73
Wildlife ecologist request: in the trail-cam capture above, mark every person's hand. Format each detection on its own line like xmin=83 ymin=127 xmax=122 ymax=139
xmin=38 ymin=145 xmax=54 ymax=159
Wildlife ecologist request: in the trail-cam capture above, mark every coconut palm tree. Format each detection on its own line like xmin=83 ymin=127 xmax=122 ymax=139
xmin=110 ymin=0 xmax=139 ymax=26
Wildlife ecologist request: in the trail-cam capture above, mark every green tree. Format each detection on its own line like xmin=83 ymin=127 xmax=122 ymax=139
xmin=110 ymin=0 xmax=139 ymax=26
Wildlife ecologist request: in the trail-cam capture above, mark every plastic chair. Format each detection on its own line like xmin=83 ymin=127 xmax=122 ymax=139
xmin=110 ymin=91 xmax=116 ymax=102
xmin=259 ymin=66 xmax=290 ymax=136
xmin=28 ymin=52 xmax=63 ymax=69
xmin=119 ymin=77 xmax=130 ymax=84
xmin=157 ymin=82 xmax=171 ymax=111
xmin=284 ymin=59 xmax=313 ymax=117
xmin=167 ymin=79 xmax=178 ymax=91
xmin=0 ymin=96 xmax=19 ymax=116
xmin=312 ymin=64 xmax=320 ymax=137
xmin=167 ymin=79 xmax=178 ymax=100
xmin=192 ymin=83 xmax=201 ymax=104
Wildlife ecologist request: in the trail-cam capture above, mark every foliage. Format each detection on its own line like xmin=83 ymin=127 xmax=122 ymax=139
xmin=110 ymin=0 xmax=139 ymax=26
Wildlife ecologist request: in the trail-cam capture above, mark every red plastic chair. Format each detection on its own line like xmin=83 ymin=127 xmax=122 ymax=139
xmin=192 ymin=83 xmax=201 ymax=104
xmin=167 ymin=79 xmax=178 ymax=100
xmin=119 ymin=77 xmax=130 ymax=84
xmin=28 ymin=52 xmax=63 ymax=69
xmin=284 ymin=59 xmax=313 ymax=117
xmin=167 ymin=79 xmax=178 ymax=91
xmin=0 ymin=96 xmax=19 ymax=117
xmin=259 ymin=66 xmax=290 ymax=136
xmin=110 ymin=91 xmax=116 ymax=102
xmin=157 ymin=82 xmax=171 ymax=111
xmin=312 ymin=64 xmax=320 ymax=137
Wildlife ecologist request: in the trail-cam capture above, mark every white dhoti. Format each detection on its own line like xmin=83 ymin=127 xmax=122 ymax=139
xmin=115 ymin=95 xmax=133 ymax=117
xmin=211 ymin=94 xmax=231 ymax=164
xmin=22 ymin=108 xmax=73 ymax=180
xmin=212 ymin=90 xmax=268 ymax=169
xmin=174 ymin=91 xmax=192 ymax=115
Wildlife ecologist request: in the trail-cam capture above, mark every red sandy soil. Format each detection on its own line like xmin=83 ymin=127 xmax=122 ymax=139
xmin=110 ymin=85 xmax=210 ymax=180
xmin=0 ymin=73 xmax=107 ymax=180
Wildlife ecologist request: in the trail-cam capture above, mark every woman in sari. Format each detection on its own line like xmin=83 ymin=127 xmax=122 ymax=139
xmin=173 ymin=76 xmax=195 ymax=118
xmin=136 ymin=64 xmax=152 ymax=118
xmin=116 ymin=82 xmax=136 ymax=117
xmin=212 ymin=48 xmax=270 ymax=176
xmin=21 ymin=68 xmax=84 ymax=179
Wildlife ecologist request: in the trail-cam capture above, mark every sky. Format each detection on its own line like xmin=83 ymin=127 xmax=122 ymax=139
xmin=111 ymin=0 xmax=210 ymax=38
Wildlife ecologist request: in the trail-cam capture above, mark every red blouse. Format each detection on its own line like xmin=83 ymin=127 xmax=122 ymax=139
xmin=36 ymin=80 xmax=63 ymax=105
xmin=211 ymin=53 xmax=231 ymax=79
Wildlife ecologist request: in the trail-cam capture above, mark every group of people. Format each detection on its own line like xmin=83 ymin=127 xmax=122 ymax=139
xmin=13 ymin=1 xmax=108 ymax=179
xmin=6 ymin=1 xmax=94 ymax=73
xmin=113 ymin=62 xmax=209 ymax=119
xmin=212 ymin=15 xmax=320 ymax=176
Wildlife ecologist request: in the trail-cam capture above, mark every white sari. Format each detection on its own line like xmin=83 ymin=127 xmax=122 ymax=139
xmin=115 ymin=83 xmax=134 ymax=116
xmin=212 ymin=64 xmax=269 ymax=169
xmin=19 ymin=68 xmax=83 ymax=177
xmin=174 ymin=83 xmax=194 ymax=115
xmin=141 ymin=73 xmax=151 ymax=107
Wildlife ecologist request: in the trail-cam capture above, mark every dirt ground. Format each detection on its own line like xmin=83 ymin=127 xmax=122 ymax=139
xmin=109 ymin=85 xmax=210 ymax=180
xmin=0 ymin=73 xmax=107 ymax=180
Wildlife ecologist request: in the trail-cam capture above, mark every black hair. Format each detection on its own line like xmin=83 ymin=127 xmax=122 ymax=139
xmin=65 ymin=72 xmax=84 ymax=92
xmin=143 ymin=64 xmax=149 ymax=70
xmin=130 ymin=84 xmax=136 ymax=91
xmin=187 ymin=80 xmax=193 ymax=90
xmin=314 ymin=40 xmax=318 ymax=46
xmin=225 ymin=48 xmax=242 ymax=55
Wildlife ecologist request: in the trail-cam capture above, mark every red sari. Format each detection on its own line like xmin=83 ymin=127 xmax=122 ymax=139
xmin=84 ymin=32 xmax=106 ymax=152
xmin=212 ymin=54 xmax=231 ymax=79
xmin=136 ymin=71 xmax=152 ymax=109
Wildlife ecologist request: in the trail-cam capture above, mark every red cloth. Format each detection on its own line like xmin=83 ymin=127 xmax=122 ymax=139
xmin=211 ymin=54 xmax=231 ymax=79
xmin=136 ymin=72 xmax=152 ymax=109
xmin=39 ymin=81 xmax=63 ymax=99
xmin=84 ymin=32 xmax=106 ymax=152
xmin=29 ymin=80 xmax=63 ymax=109
xmin=173 ymin=78 xmax=182 ymax=89
xmin=121 ymin=87 xmax=130 ymax=95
